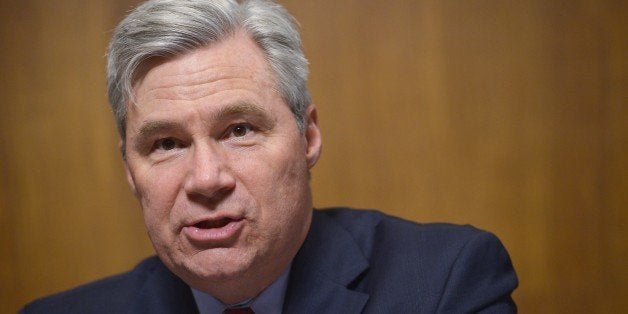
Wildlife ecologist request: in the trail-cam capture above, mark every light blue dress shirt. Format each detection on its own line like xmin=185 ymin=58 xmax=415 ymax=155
xmin=191 ymin=266 xmax=291 ymax=314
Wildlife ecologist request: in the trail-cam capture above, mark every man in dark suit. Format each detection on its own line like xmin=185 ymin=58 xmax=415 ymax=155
xmin=22 ymin=0 xmax=517 ymax=313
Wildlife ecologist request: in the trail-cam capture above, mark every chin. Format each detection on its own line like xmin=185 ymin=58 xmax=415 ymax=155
xmin=172 ymin=247 xmax=254 ymax=283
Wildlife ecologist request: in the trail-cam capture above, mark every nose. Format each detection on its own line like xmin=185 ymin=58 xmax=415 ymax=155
xmin=183 ymin=142 xmax=236 ymax=201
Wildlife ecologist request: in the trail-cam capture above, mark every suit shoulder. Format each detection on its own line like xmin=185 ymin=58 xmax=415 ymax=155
xmin=315 ymin=208 xmax=517 ymax=312
xmin=315 ymin=207 xmax=510 ymax=280
xmin=20 ymin=256 xmax=161 ymax=314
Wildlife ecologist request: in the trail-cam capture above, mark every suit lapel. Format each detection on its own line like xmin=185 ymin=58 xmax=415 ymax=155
xmin=129 ymin=258 xmax=199 ymax=314
xmin=284 ymin=210 xmax=370 ymax=313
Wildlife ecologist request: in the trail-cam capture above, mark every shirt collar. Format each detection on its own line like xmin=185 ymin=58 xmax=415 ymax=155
xmin=192 ymin=265 xmax=291 ymax=314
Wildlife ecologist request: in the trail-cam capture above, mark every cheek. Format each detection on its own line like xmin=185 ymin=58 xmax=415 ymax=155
xmin=240 ymin=144 xmax=308 ymax=195
xmin=138 ymin=170 xmax=186 ymax=254
xmin=244 ymin=146 xmax=312 ymax=222
xmin=134 ymin=167 xmax=186 ymax=224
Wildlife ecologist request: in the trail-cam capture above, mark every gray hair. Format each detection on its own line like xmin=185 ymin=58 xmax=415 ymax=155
xmin=107 ymin=0 xmax=311 ymax=141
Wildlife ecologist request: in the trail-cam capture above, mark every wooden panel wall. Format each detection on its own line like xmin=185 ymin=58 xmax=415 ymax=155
xmin=1 ymin=1 xmax=626 ymax=313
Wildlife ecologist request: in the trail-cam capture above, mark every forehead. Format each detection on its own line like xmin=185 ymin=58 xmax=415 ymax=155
xmin=132 ymin=31 xmax=276 ymax=105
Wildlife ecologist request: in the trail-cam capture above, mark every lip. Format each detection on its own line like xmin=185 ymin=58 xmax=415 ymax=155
xmin=182 ymin=216 xmax=245 ymax=244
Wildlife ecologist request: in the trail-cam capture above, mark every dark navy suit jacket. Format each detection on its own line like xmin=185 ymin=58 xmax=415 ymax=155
xmin=22 ymin=208 xmax=518 ymax=313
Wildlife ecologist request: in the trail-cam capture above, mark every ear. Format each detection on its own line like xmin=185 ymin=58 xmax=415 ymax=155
xmin=120 ymin=140 xmax=138 ymax=197
xmin=304 ymin=104 xmax=322 ymax=168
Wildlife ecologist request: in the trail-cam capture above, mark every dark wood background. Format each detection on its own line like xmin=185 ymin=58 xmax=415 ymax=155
xmin=1 ymin=1 xmax=626 ymax=312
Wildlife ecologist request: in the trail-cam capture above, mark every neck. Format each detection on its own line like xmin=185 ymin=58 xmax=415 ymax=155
xmin=196 ymin=262 xmax=291 ymax=304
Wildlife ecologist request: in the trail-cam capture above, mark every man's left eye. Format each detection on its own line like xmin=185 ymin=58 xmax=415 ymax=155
xmin=231 ymin=123 xmax=253 ymax=137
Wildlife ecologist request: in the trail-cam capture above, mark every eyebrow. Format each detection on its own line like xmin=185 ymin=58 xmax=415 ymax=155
xmin=211 ymin=102 xmax=274 ymax=126
xmin=136 ymin=121 xmax=182 ymax=139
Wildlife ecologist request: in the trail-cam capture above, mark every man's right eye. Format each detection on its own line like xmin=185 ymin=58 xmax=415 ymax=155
xmin=153 ymin=138 xmax=178 ymax=151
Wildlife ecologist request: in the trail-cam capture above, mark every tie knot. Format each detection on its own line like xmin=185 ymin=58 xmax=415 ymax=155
xmin=223 ymin=307 xmax=254 ymax=314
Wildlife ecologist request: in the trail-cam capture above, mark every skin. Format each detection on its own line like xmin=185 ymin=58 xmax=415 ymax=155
xmin=122 ymin=30 xmax=322 ymax=304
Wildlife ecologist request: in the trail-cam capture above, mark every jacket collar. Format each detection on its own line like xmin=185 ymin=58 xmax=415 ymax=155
xmin=130 ymin=258 xmax=199 ymax=314
xmin=283 ymin=210 xmax=370 ymax=313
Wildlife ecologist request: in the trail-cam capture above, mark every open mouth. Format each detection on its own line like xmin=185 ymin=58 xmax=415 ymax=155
xmin=193 ymin=218 xmax=233 ymax=229
xmin=184 ymin=217 xmax=245 ymax=243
